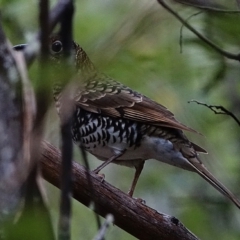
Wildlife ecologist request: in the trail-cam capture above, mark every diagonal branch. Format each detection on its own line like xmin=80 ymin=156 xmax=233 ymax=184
xmin=174 ymin=0 xmax=240 ymax=12
xmin=157 ymin=0 xmax=240 ymax=61
xmin=93 ymin=214 xmax=114 ymax=240
xmin=41 ymin=141 xmax=199 ymax=240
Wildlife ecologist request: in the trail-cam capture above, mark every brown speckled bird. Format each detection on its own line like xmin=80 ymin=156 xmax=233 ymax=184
xmin=14 ymin=36 xmax=240 ymax=208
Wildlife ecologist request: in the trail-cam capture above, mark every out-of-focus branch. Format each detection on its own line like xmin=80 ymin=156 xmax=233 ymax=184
xmin=56 ymin=2 xmax=75 ymax=240
xmin=24 ymin=0 xmax=75 ymax=66
xmin=157 ymin=0 xmax=240 ymax=61
xmin=179 ymin=11 xmax=203 ymax=53
xmin=35 ymin=0 xmax=51 ymax=127
xmin=0 ymin=22 xmax=25 ymax=227
xmin=174 ymin=0 xmax=240 ymax=12
xmin=41 ymin=141 xmax=199 ymax=240
xmin=0 ymin=16 xmax=54 ymax=239
xmin=93 ymin=214 xmax=114 ymax=240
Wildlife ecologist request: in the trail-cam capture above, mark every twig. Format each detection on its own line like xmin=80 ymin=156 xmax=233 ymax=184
xmin=80 ymin=146 xmax=102 ymax=231
xmin=49 ymin=0 xmax=74 ymax=33
xmin=174 ymin=0 xmax=240 ymax=13
xmin=93 ymin=214 xmax=114 ymax=240
xmin=23 ymin=0 xmax=75 ymax=66
xmin=188 ymin=100 xmax=240 ymax=126
xmin=34 ymin=0 xmax=51 ymax=127
xmin=179 ymin=11 xmax=203 ymax=53
xmin=236 ymin=0 xmax=240 ymax=9
xmin=10 ymin=165 xmax=55 ymax=240
xmin=59 ymin=117 xmax=73 ymax=240
xmin=157 ymin=0 xmax=240 ymax=61
xmin=41 ymin=141 xmax=199 ymax=240
xmin=39 ymin=0 xmax=49 ymax=57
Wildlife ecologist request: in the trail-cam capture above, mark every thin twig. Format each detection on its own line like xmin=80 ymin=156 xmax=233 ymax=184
xmin=80 ymin=147 xmax=102 ymax=231
xmin=188 ymin=100 xmax=240 ymax=126
xmin=23 ymin=0 xmax=75 ymax=66
xmin=157 ymin=0 xmax=240 ymax=61
xmin=179 ymin=11 xmax=203 ymax=53
xmin=174 ymin=0 xmax=240 ymax=13
xmin=93 ymin=214 xmax=114 ymax=240
xmin=39 ymin=0 xmax=49 ymax=58
xmin=12 ymin=165 xmax=55 ymax=240
xmin=236 ymin=0 xmax=240 ymax=9
xmin=35 ymin=0 xmax=51 ymax=127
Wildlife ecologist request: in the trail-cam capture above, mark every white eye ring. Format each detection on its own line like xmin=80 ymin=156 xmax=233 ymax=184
xmin=51 ymin=40 xmax=63 ymax=54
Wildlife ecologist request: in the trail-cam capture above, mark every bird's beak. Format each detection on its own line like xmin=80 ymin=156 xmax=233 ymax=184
xmin=13 ymin=44 xmax=27 ymax=51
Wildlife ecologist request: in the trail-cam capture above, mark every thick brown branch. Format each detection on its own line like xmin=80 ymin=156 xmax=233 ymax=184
xmin=41 ymin=141 xmax=199 ymax=240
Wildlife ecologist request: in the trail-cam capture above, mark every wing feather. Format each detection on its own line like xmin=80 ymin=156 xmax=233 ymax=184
xmin=75 ymin=75 xmax=198 ymax=133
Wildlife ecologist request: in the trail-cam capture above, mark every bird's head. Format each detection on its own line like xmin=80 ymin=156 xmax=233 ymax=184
xmin=13 ymin=35 xmax=97 ymax=100
xmin=13 ymin=35 xmax=96 ymax=74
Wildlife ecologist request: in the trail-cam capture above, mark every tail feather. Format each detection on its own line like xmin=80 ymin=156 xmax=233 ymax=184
xmin=189 ymin=157 xmax=240 ymax=209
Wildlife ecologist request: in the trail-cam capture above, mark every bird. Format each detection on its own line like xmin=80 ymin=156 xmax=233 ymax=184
xmin=13 ymin=35 xmax=240 ymax=209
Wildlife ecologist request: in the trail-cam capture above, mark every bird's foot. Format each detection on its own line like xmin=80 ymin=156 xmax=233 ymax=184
xmin=94 ymin=172 xmax=105 ymax=182
xmin=134 ymin=197 xmax=146 ymax=205
xmin=127 ymin=190 xmax=146 ymax=204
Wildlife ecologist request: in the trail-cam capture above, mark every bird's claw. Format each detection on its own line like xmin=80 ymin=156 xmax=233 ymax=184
xmin=134 ymin=197 xmax=146 ymax=205
xmin=94 ymin=172 xmax=105 ymax=182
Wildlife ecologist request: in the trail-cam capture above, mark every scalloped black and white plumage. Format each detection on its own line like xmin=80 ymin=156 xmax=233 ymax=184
xmin=13 ymin=36 xmax=240 ymax=208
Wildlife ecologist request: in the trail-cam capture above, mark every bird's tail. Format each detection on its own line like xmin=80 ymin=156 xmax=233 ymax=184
xmin=189 ymin=157 xmax=240 ymax=209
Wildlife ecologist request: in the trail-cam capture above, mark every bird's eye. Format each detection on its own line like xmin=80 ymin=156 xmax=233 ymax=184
xmin=51 ymin=40 xmax=63 ymax=53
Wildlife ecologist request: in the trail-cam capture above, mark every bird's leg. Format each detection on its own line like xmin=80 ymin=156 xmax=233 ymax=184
xmin=93 ymin=151 xmax=125 ymax=174
xmin=127 ymin=161 xmax=145 ymax=197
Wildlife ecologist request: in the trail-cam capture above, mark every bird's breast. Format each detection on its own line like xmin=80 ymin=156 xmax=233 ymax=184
xmin=72 ymin=107 xmax=143 ymax=157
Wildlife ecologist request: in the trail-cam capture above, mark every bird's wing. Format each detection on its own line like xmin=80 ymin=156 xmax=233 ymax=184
xmin=75 ymin=74 xmax=200 ymax=133
xmin=75 ymin=75 xmax=207 ymax=153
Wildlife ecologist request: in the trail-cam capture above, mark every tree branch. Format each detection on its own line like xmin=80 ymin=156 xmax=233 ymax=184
xmin=0 ymin=20 xmax=54 ymax=239
xmin=0 ymin=21 xmax=24 ymax=226
xmin=57 ymin=1 xmax=74 ymax=239
xmin=174 ymin=0 xmax=240 ymax=12
xmin=23 ymin=0 xmax=75 ymax=66
xmin=188 ymin=100 xmax=240 ymax=126
xmin=41 ymin=141 xmax=199 ymax=240
xmin=157 ymin=0 xmax=240 ymax=61
xmin=93 ymin=214 xmax=114 ymax=240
